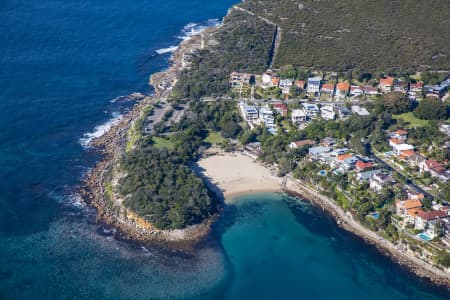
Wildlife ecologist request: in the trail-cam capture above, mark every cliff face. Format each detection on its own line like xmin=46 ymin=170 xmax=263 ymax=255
xmin=240 ymin=0 xmax=450 ymax=72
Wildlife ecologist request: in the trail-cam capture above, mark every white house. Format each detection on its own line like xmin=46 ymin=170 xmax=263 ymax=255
xmin=309 ymin=146 xmax=332 ymax=160
xmin=302 ymin=103 xmax=320 ymax=117
xmin=259 ymin=105 xmax=276 ymax=129
xmin=307 ymin=76 xmax=322 ymax=94
xmin=351 ymin=105 xmax=370 ymax=116
xmin=392 ymin=143 xmax=414 ymax=156
xmin=239 ymin=103 xmax=259 ymax=123
xmin=291 ymin=109 xmax=307 ymax=125
xmin=321 ymin=105 xmax=336 ymax=120
xmin=370 ymin=173 xmax=389 ymax=192
xmin=350 ymin=85 xmax=363 ymax=96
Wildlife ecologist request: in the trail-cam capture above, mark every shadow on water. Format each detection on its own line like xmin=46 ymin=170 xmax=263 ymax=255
xmin=284 ymin=194 xmax=450 ymax=298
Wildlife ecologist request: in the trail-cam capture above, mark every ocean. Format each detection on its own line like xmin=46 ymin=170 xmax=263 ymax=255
xmin=0 ymin=0 xmax=448 ymax=299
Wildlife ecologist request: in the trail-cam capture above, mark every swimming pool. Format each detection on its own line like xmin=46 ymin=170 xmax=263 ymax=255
xmin=369 ymin=212 xmax=379 ymax=219
xmin=318 ymin=170 xmax=327 ymax=176
xmin=417 ymin=233 xmax=432 ymax=242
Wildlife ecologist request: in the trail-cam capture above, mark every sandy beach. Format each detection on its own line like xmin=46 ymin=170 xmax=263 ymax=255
xmin=195 ymin=153 xmax=282 ymax=202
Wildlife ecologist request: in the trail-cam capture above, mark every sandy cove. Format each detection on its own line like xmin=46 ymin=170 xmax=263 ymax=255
xmin=195 ymin=152 xmax=450 ymax=287
xmin=194 ymin=152 xmax=282 ymax=201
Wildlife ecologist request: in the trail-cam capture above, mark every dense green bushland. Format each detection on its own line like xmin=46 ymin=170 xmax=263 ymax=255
xmin=240 ymin=0 xmax=450 ymax=72
xmin=172 ymin=9 xmax=276 ymax=99
xmin=117 ymin=102 xmax=242 ymax=229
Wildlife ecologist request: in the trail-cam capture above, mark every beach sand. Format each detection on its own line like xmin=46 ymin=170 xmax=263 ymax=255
xmin=195 ymin=153 xmax=282 ymax=202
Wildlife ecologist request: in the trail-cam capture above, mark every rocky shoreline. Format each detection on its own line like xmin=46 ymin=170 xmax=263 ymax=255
xmin=80 ymin=24 xmax=222 ymax=251
xmin=284 ymin=179 xmax=450 ymax=288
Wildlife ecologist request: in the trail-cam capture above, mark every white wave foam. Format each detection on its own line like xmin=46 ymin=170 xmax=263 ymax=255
xmin=67 ymin=193 xmax=86 ymax=209
xmin=79 ymin=112 xmax=123 ymax=148
xmin=155 ymin=45 xmax=179 ymax=55
xmin=176 ymin=19 xmax=221 ymax=41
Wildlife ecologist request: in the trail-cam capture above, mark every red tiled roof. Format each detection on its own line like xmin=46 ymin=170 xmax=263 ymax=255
xmin=356 ymin=161 xmax=373 ymax=170
xmin=396 ymin=129 xmax=408 ymax=135
xmin=390 ymin=138 xmax=402 ymax=145
xmin=426 ymin=160 xmax=446 ymax=174
xmin=417 ymin=210 xmax=447 ymax=221
xmin=410 ymin=82 xmax=423 ymax=89
xmin=403 ymin=199 xmax=423 ymax=210
xmin=322 ymin=83 xmax=334 ymax=91
xmin=295 ymin=80 xmax=305 ymax=89
xmin=273 ymin=103 xmax=287 ymax=109
xmin=337 ymin=82 xmax=350 ymax=91
xmin=292 ymin=140 xmax=316 ymax=148
xmin=399 ymin=149 xmax=416 ymax=158
xmin=338 ymin=153 xmax=353 ymax=161
xmin=380 ymin=76 xmax=394 ymax=86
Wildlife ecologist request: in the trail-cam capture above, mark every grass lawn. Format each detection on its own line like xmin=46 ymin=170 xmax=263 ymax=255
xmin=392 ymin=112 xmax=429 ymax=128
xmin=204 ymin=131 xmax=225 ymax=145
xmin=152 ymin=137 xmax=175 ymax=150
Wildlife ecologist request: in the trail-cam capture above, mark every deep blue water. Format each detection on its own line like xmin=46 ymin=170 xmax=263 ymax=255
xmin=0 ymin=1 xmax=449 ymax=299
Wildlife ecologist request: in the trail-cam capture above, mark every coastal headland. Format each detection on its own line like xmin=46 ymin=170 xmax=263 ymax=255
xmin=80 ymin=1 xmax=450 ymax=289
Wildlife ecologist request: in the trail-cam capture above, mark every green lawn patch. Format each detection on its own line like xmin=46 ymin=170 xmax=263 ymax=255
xmin=204 ymin=131 xmax=226 ymax=145
xmin=392 ymin=112 xmax=429 ymax=128
xmin=152 ymin=137 xmax=175 ymax=150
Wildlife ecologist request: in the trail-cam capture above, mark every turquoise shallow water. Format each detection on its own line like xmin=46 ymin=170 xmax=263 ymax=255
xmin=0 ymin=0 xmax=450 ymax=299
xmin=212 ymin=194 xmax=450 ymax=300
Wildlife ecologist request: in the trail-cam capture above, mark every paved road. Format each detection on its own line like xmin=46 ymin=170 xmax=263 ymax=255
xmin=202 ymin=96 xmax=365 ymax=106
xmin=371 ymin=153 xmax=434 ymax=199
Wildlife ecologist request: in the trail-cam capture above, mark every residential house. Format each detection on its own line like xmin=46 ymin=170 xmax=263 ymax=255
xmin=398 ymin=149 xmax=417 ymax=163
xmin=321 ymin=105 xmax=336 ymax=120
xmin=279 ymin=79 xmax=294 ymax=94
xmin=239 ymin=103 xmax=259 ymax=123
xmin=420 ymin=160 xmax=446 ymax=176
xmin=357 ymin=169 xmax=382 ymax=181
xmin=302 ymin=103 xmax=320 ymax=117
xmin=394 ymin=80 xmax=407 ymax=93
xmin=291 ymin=109 xmax=307 ymax=125
xmin=414 ymin=210 xmax=448 ymax=235
xmin=370 ymin=173 xmax=390 ymax=192
xmin=230 ymin=72 xmax=252 ymax=92
xmin=272 ymin=103 xmax=288 ymax=117
xmin=321 ymin=83 xmax=335 ymax=95
xmin=439 ymin=124 xmax=450 ymax=136
xmin=351 ymin=105 xmax=370 ymax=116
xmin=337 ymin=106 xmax=352 ymax=119
xmin=261 ymin=71 xmax=274 ymax=88
xmin=350 ymin=85 xmax=363 ymax=96
xmin=392 ymin=129 xmax=408 ymax=140
xmin=309 ymin=146 xmax=332 ymax=160
xmin=419 ymin=159 xmax=447 ymax=178
xmin=409 ymin=82 xmax=423 ymax=97
xmin=322 ymin=137 xmax=337 ymax=147
xmin=424 ymin=85 xmax=447 ymax=98
xmin=307 ymin=76 xmax=322 ymax=94
xmin=272 ymin=76 xmax=280 ymax=87
xmin=391 ymin=142 xmax=414 ymax=156
xmin=289 ymin=140 xmax=316 ymax=149
xmin=396 ymin=199 xmax=423 ymax=216
xmin=295 ymin=80 xmax=306 ymax=91
xmin=364 ymin=86 xmax=379 ymax=96
xmin=356 ymin=160 xmax=374 ymax=172
xmin=336 ymin=82 xmax=350 ymax=99
xmin=259 ymin=105 xmax=276 ymax=130
xmin=379 ymin=76 xmax=395 ymax=93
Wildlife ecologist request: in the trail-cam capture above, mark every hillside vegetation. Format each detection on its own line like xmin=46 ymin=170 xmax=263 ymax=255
xmin=172 ymin=9 xmax=276 ymax=99
xmin=240 ymin=0 xmax=450 ymax=72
